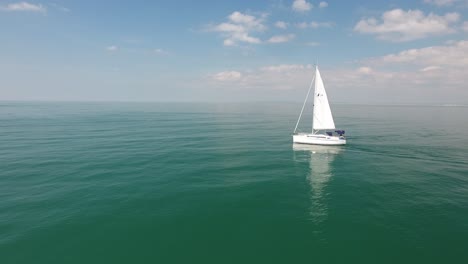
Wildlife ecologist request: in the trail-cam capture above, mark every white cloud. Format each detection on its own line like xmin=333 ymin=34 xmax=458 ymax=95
xmin=357 ymin=67 xmax=373 ymax=74
xmin=228 ymin=11 xmax=266 ymax=31
xmin=214 ymin=23 xmax=244 ymax=33
xmin=340 ymin=40 xmax=468 ymax=93
xmin=297 ymin=22 xmax=308 ymax=29
xmin=209 ymin=64 xmax=314 ymax=90
xmin=0 ymin=2 xmax=46 ymax=12
xmin=423 ymin=0 xmax=457 ymax=6
xmin=267 ymin=34 xmax=295 ymax=43
xmin=154 ymin=48 xmax=168 ymax=55
xmin=292 ymin=0 xmax=312 ymax=12
xmin=319 ymin=1 xmax=328 ymax=8
xmin=210 ymin=64 xmax=312 ymax=89
xmin=275 ymin=21 xmax=288 ymax=29
xmin=106 ymin=45 xmax=118 ymax=52
xmin=354 ymin=9 xmax=460 ymax=42
xmin=378 ymin=40 xmax=468 ymax=67
xmin=310 ymin=21 xmax=333 ymax=28
xmin=305 ymin=42 xmax=320 ymax=46
xmin=223 ymin=39 xmax=236 ymax=46
xmin=463 ymin=21 xmax=468 ymax=32
xmin=210 ymin=11 xmax=266 ymax=46
xmin=239 ymin=34 xmax=261 ymax=44
xmin=212 ymin=71 xmax=242 ymax=81
xmin=206 ymin=41 xmax=468 ymax=103
xmin=419 ymin=66 xmax=442 ymax=72
xmin=297 ymin=21 xmax=333 ymax=29
xmin=261 ymin=64 xmax=312 ymax=72
xmin=49 ymin=3 xmax=69 ymax=12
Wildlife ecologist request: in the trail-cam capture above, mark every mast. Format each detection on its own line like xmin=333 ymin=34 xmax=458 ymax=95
xmin=312 ymin=65 xmax=317 ymax=133
xmin=293 ymin=73 xmax=315 ymax=134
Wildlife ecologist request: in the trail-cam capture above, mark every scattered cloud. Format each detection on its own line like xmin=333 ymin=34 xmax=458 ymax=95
xmin=49 ymin=3 xmax=70 ymax=12
xmin=275 ymin=21 xmax=288 ymax=29
xmin=106 ymin=45 xmax=118 ymax=52
xmin=296 ymin=21 xmax=333 ymax=29
xmin=267 ymin=34 xmax=295 ymax=43
xmin=463 ymin=21 xmax=468 ymax=32
xmin=223 ymin=39 xmax=235 ymax=46
xmin=292 ymin=0 xmax=312 ymax=12
xmin=419 ymin=66 xmax=442 ymax=72
xmin=206 ymin=41 xmax=468 ymax=103
xmin=376 ymin=40 xmax=468 ymax=67
xmin=260 ymin=64 xmax=312 ymax=72
xmin=105 ymin=46 xmax=169 ymax=55
xmin=211 ymin=71 xmax=242 ymax=81
xmin=0 ymin=2 xmax=46 ymax=13
xmin=154 ymin=48 xmax=168 ymax=55
xmin=209 ymin=64 xmax=313 ymax=90
xmin=210 ymin=11 xmax=266 ymax=46
xmin=309 ymin=21 xmax=333 ymax=28
xmin=357 ymin=66 xmax=373 ymax=74
xmin=423 ymin=0 xmax=457 ymax=6
xmin=297 ymin=22 xmax=308 ymax=29
xmin=354 ymin=9 xmax=460 ymax=41
xmin=319 ymin=1 xmax=328 ymax=8
xmin=305 ymin=42 xmax=320 ymax=46
xmin=341 ymin=40 xmax=468 ymax=90
xmin=228 ymin=11 xmax=266 ymax=29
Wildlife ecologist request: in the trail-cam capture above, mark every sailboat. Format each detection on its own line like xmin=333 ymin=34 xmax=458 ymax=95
xmin=293 ymin=65 xmax=346 ymax=145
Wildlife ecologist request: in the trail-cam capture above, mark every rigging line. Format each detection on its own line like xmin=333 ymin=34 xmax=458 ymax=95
xmin=293 ymin=74 xmax=315 ymax=134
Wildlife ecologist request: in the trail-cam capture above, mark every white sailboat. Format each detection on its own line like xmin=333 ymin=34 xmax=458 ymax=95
xmin=293 ymin=65 xmax=346 ymax=145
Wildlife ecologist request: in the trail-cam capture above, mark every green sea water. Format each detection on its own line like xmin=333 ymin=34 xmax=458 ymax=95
xmin=1 ymin=102 xmax=468 ymax=263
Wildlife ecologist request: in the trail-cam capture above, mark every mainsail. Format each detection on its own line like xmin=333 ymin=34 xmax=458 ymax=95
xmin=312 ymin=67 xmax=335 ymax=130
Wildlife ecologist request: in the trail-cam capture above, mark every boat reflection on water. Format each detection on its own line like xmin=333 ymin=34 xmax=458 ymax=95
xmin=293 ymin=144 xmax=343 ymax=224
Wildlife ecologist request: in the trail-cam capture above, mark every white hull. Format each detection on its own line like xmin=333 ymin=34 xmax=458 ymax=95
xmin=293 ymin=133 xmax=346 ymax=146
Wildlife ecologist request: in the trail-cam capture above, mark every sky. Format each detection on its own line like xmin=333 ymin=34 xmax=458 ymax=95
xmin=1 ymin=0 xmax=468 ymax=104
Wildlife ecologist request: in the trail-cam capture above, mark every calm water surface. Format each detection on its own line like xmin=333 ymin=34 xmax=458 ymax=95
xmin=1 ymin=102 xmax=467 ymax=263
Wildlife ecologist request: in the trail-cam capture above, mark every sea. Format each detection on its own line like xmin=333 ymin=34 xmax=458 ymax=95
xmin=1 ymin=101 xmax=467 ymax=263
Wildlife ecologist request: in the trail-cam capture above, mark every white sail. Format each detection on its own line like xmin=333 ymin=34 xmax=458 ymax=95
xmin=312 ymin=67 xmax=335 ymax=130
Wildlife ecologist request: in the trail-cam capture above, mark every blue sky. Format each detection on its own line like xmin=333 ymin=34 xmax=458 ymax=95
xmin=1 ymin=0 xmax=467 ymax=103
